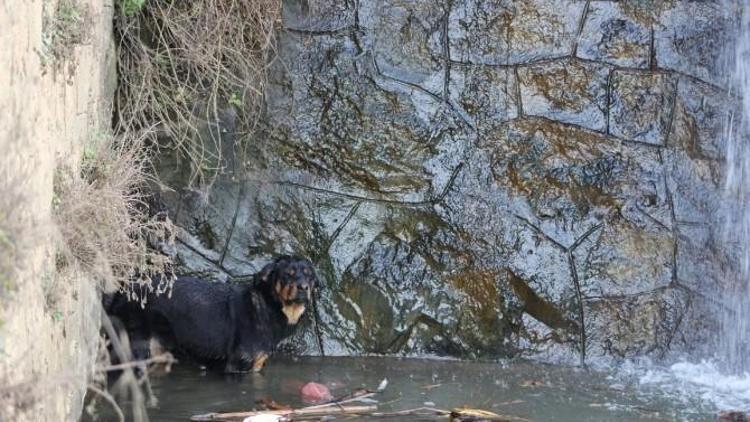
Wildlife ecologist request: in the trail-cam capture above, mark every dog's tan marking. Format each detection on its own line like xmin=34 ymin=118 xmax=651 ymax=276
xmin=289 ymin=285 xmax=298 ymax=301
xmin=282 ymin=303 xmax=306 ymax=325
xmin=279 ymin=284 xmax=293 ymax=302
xmin=288 ymin=268 xmax=295 ymax=276
xmin=252 ymin=352 xmax=269 ymax=372
xmin=275 ymin=282 xmax=282 ymax=295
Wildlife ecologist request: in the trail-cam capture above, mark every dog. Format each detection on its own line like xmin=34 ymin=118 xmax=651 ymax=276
xmin=106 ymin=255 xmax=318 ymax=373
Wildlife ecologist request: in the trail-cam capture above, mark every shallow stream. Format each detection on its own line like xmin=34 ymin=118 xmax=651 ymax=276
xmin=91 ymin=356 xmax=736 ymax=421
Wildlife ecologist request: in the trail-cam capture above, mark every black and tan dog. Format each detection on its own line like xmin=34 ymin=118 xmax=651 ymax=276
xmin=107 ymin=255 xmax=318 ymax=373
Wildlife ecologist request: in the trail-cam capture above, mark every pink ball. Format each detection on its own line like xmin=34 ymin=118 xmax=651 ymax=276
xmin=299 ymin=381 xmax=333 ymax=403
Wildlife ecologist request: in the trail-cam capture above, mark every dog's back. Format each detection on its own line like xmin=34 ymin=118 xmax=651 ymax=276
xmin=149 ymin=277 xmax=240 ymax=360
xmin=107 ymin=277 xmax=241 ymax=365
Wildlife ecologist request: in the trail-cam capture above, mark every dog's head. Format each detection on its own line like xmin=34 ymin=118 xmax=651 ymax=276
xmin=257 ymin=255 xmax=318 ymax=325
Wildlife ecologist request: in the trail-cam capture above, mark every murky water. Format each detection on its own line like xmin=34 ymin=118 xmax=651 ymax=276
xmin=89 ymin=357 xmax=720 ymax=421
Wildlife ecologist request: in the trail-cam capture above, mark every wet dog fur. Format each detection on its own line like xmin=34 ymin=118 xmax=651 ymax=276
xmin=106 ymin=255 xmax=318 ymax=373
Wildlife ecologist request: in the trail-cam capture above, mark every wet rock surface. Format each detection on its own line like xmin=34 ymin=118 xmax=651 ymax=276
xmin=154 ymin=0 xmax=741 ymax=365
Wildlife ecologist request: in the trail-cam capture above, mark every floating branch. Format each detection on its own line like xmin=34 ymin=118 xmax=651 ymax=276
xmin=190 ymin=404 xmax=378 ymax=421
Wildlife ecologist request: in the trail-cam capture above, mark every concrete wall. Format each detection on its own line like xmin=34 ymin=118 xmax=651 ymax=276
xmin=0 ymin=0 xmax=116 ymax=419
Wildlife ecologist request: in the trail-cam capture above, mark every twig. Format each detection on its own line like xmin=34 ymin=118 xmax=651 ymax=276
xmin=302 ymin=390 xmax=377 ymax=411
xmin=100 ymin=313 xmax=151 ymax=422
xmin=311 ymin=290 xmax=325 ymax=356
xmin=451 ymin=407 xmax=530 ymax=422
xmin=87 ymin=385 xmax=125 ymax=422
xmin=95 ymin=353 xmax=177 ymax=372
xmin=190 ymin=404 xmax=378 ymax=421
xmin=370 ymin=406 xmax=451 ymax=417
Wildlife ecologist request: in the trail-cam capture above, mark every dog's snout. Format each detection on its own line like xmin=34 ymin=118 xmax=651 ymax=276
xmin=295 ymin=283 xmax=311 ymax=301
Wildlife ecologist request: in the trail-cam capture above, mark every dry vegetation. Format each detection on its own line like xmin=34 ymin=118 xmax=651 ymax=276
xmin=0 ymin=157 xmax=37 ymax=415
xmin=53 ymin=131 xmax=175 ymax=296
xmin=2 ymin=0 xmax=287 ymax=417
xmin=51 ymin=130 xmax=176 ymax=422
xmin=41 ymin=0 xmax=92 ymax=74
xmin=84 ymin=316 xmax=171 ymax=422
xmin=67 ymin=0 xmax=284 ymax=418
xmin=114 ymin=0 xmax=282 ymax=185
xmin=0 ymin=157 xmax=31 ymax=303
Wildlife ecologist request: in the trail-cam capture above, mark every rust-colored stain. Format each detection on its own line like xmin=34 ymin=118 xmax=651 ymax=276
xmin=524 ymin=61 xmax=598 ymax=111
xmin=619 ymin=0 xmax=675 ymax=26
xmin=448 ymin=269 xmax=502 ymax=332
xmin=495 ymin=121 xmax=622 ymax=212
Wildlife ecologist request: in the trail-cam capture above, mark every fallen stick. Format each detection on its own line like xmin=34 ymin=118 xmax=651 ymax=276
xmin=190 ymin=404 xmax=378 ymax=421
xmin=370 ymin=406 xmax=451 ymax=417
xmin=302 ymin=390 xmax=377 ymax=411
xmin=451 ymin=407 xmax=530 ymax=422
xmin=86 ymin=385 xmax=125 ymax=422
xmin=95 ymin=354 xmax=177 ymax=372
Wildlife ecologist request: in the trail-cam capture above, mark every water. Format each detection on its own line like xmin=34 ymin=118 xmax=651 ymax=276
xmin=87 ymin=357 xmax=718 ymax=421
xmin=637 ymin=360 xmax=750 ymax=411
xmin=85 ymin=4 xmax=750 ymax=421
xmin=622 ymin=1 xmax=750 ymax=410
xmin=720 ymin=0 xmax=750 ymax=375
xmin=643 ymin=0 xmax=750 ymax=411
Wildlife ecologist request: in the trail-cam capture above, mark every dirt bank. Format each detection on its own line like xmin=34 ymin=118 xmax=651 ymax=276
xmin=0 ymin=0 xmax=116 ymax=420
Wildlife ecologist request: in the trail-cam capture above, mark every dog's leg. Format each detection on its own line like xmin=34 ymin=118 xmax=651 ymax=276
xmin=251 ymin=352 xmax=269 ymax=372
xmin=118 ymin=306 xmax=154 ymax=378
xmin=223 ymin=353 xmax=252 ymax=373
xmin=223 ymin=347 xmax=268 ymax=373
xmin=223 ymin=360 xmax=240 ymax=374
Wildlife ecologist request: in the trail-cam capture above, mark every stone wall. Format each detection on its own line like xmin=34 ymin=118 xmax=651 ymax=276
xmin=0 ymin=0 xmax=116 ymax=419
xmin=158 ymin=0 xmax=738 ymax=365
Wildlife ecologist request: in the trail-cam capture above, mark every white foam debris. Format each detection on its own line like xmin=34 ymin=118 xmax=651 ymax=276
xmin=637 ymin=360 xmax=750 ymax=411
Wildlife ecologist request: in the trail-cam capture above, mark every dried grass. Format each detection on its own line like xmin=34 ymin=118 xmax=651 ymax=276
xmin=41 ymin=0 xmax=92 ymax=74
xmin=114 ymin=0 xmax=282 ymax=185
xmin=53 ymin=131 xmax=175 ymax=296
xmin=0 ymin=181 xmax=27 ymax=300
xmin=0 ymin=150 xmax=32 ymax=415
xmin=82 ymin=0 xmax=284 ymax=417
xmin=54 ymin=130 xmax=177 ymax=420
xmin=0 ymin=149 xmax=34 ymax=305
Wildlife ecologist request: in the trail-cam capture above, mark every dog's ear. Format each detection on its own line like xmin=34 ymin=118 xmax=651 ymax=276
xmin=254 ymin=261 xmax=277 ymax=285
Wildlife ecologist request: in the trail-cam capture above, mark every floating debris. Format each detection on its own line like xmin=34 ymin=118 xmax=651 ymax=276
xmin=191 ymin=379 xmax=526 ymax=422
xmin=299 ymin=382 xmax=332 ymax=404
